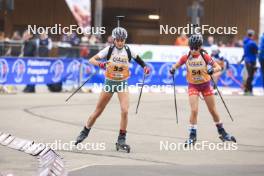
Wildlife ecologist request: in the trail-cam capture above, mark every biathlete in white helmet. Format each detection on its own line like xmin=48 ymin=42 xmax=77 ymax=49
xmin=75 ymin=27 xmax=150 ymax=153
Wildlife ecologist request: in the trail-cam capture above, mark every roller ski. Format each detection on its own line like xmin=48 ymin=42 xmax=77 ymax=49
xmin=184 ymin=128 xmax=197 ymax=147
xmin=74 ymin=126 xmax=91 ymax=145
xmin=217 ymin=124 xmax=236 ymax=142
xmin=115 ymin=131 xmax=130 ymax=153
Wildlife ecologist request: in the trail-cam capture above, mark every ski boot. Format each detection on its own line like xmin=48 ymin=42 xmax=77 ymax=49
xmin=75 ymin=126 xmax=91 ymax=145
xmin=115 ymin=131 xmax=130 ymax=153
xmin=217 ymin=124 xmax=236 ymax=142
xmin=184 ymin=128 xmax=197 ymax=147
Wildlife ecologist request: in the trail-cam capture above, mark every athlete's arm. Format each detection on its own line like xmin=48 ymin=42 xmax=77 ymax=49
xmin=89 ymin=46 xmax=109 ymax=67
xmin=172 ymin=55 xmax=188 ymax=70
xmin=204 ymin=54 xmax=222 ymax=73
xmin=212 ymin=62 xmax=222 ymax=73
xmin=134 ymin=55 xmax=146 ymax=68
xmin=89 ymin=54 xmax=102 ymax=67
xmin=129 ymin=47 xmax=147 ymax=68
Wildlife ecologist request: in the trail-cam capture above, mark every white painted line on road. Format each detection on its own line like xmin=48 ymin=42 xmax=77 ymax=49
xmin=68 ymin=164 xmax=97 ymax=172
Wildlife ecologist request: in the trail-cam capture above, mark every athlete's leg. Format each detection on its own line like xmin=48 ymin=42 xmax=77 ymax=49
xmin=116 ymin=90 xmax=130 ymax=149
xmin=185 ymin=94 xmax=199 ymax=146
xmin=245 ymin=62 xmax=255 ymax=93
xmin=204 ymin=94 xmax=236 ymax=142
xmin=188 ymin=95 xmax=199 ymax=125
xmin=86 ymin=91 xmax=113 ymax=128
xmin=203 ymin=95 xmax=221 ymax=123
xmin=117 ymin=91 xmax=129 ymax=131
xmin=75 ymin=91 xmax=113 ymax=145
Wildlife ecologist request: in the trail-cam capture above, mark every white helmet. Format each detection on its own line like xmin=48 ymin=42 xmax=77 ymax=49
xmin=112 ymin=27 xmax=128 ymax=40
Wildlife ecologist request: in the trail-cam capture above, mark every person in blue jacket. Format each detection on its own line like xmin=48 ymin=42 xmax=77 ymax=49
xmin=259 ymin=33 xmax=264 ymax=90
xmin=243 ymin=29 xmax=258 ymax=95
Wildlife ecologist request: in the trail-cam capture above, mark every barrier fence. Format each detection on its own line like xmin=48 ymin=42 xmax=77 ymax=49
xmin=0 ymin=57 xmax=262 ymax=88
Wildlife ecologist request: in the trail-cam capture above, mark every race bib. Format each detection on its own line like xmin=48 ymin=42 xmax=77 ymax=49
xmin=105 ymin=62 xmax=130 ymax=81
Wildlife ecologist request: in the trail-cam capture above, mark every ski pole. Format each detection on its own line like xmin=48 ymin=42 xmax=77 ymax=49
xmin=210 ymin=75 xmax=234 ymax=122
xmin=135 ymin=73 xmax=146 ymax=114
xmin=172 ymin=74 xmax=179 ymax=124
xmin=65 ymin=71 xmax=96 ymax=102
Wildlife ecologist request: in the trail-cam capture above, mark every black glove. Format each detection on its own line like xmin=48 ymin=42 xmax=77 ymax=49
xmin=170 ymin=68 xmax=176 ymax=75
xmin=207 ymin=68 xmax=214 ymax=75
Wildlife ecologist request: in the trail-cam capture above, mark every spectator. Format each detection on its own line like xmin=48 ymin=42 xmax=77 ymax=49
xmin=36 ymin=33 xmax=52 ymax=57
xmin=22 ymin=30 xmax=37 ymax=93
xmin=36 ymin=33 xmax=61 ymax=92
xmin=174 ymin=33 xmax=188 ymax=46
xmin=259 ymin=32 xmax=264 ymax=91
xmin=0 ymin=32 xmax=4 ymax=41
xmin=81 ymin=34 xmax=90 ymax=43
xmin=88 ymin=35 xmax=98 ymax=45
xmin=218 ymin=40 xmax=226 ymax=47
xmin=58 ymin=32 xmax=81 ymax=58
xmin=204 ymin=36 xmax=214 ymax=46
xmin=242 ymin=29 xmax=258 ymax=95
xmin=69 ymin=32 xmax=81 ymax=58
xmin=69 ymin=32 xmax=81 ymax=46
xmin=105 ymin=35 xmax=114 ymax=46
xmin=5 ymin=31 xmax=22 ymax=57
xmin=0 ymin=31 xmax=5 ymax=56
xmin=234 ymin=39 xmax=243 ymax=47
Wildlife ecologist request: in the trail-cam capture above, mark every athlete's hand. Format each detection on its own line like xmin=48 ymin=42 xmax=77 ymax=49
xmin=98 ymin=62 xmax=107 ymax=69
xmin=144 ymin=66 xmax=151 ymax=75
xmin=169 ymin=68 xmax=176 ymax=75
xmin=207 ymin=68 xmax=214 ymax=75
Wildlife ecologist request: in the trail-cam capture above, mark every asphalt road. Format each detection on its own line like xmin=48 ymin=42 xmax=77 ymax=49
xmin=1 ymin=91 xmax=264 ymax=175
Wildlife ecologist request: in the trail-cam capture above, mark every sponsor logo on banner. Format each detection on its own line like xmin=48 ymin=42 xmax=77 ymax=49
xmin=12 ymin=59 xmax=26 ymax=83
xmin=0 ymin=59 xmax=9 ymax=83
xmin=158 ymin=63 xmax=174 ymax=84
xmin=50 ymin=60 xmax=64 ymax=82
xmin=135 ymin=63 xmax=154 ymax=84
xmin=129 ymin=44 xmax=243 ymax=64
xmin=66 ymin=59 xmax=81 ymax=81
xmin=81 ymin=59 xmax=96 ymax=79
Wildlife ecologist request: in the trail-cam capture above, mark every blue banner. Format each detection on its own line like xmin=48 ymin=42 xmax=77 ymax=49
xmin=86 ymin=60 xmax=263 ymax=88
xmin=0 ymin=57 xmax=82 ymax=85
xmin=0 ymin=57 xmax=263 ymax=87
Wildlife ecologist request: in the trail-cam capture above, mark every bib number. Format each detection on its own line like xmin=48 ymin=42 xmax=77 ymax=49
xmin=192 ymin=70 xmax=201 ymax=76
xmin=113 ymin=66 xmax=124 ymax=72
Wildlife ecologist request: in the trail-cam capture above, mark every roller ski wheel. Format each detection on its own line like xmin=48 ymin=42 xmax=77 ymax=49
xmin=115 ymin=143 xmax=130 ymax=153
xmin=219 ymin=134 xmax=236 ymax=143
xmin=74 ymin=127 xmax=90 ymax=145
xmin=185 ymin=128 xmax=197 ymax=148
xmin=184 ymin=138 xmax=197 ymax=148
xmin=116 ymin=132 xmax=130 ymax=153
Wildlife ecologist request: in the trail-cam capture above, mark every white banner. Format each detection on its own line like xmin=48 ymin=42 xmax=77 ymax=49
xmin=129 ymin=44 xmax=244 ymax=64
xmin=65 ymin=0 xmax=91 ymax=28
